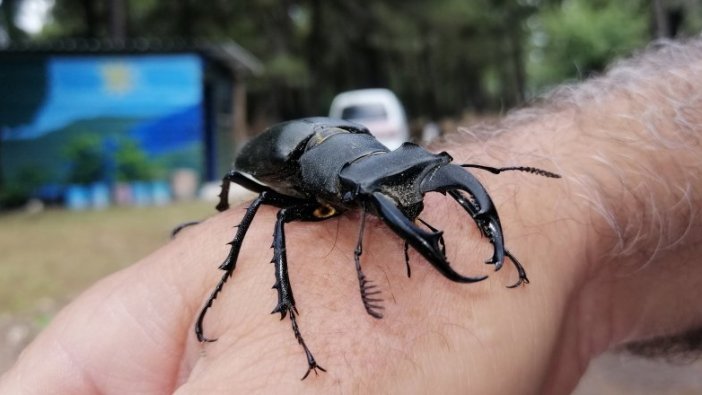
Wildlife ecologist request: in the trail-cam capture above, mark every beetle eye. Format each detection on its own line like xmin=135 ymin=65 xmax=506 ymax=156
xmin=313 ymin=205 xmax=336 ymax=218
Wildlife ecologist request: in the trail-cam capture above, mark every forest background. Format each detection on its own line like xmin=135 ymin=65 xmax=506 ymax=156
xmin=2 ymin=0 xmax=701 ymax=125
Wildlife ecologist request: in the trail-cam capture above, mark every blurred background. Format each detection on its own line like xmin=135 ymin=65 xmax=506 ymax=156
xmin=1 ymin=0 xmax=701 ymax=393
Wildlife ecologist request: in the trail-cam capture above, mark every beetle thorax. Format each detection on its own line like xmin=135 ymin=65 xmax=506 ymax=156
xmin=297 ymin=131 xmax=388 ymax=201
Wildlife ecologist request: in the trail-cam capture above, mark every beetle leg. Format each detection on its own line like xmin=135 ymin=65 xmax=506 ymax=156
xmin=170 ymin=220 xmax=201 ymax=238
xmin=271 ymin=205 xmax=326 ymax=380
xmin=195 ymin=191 xmax=270 ymax=342
xmin=178 ymin=169 xmax=272 ymax=238
xmin=354 ymin=207 xmax=384 ymax=319
xmin=403 ymin=242 xmax=411 ymax=278
xmin=216 ymin=170 xmax=270 ymax=212
xmin=370 ymin=192 xmax=487 ymax=283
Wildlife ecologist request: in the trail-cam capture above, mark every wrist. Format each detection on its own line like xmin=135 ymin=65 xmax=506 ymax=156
xmin=440 ymin=39 xmax=702 ymax=392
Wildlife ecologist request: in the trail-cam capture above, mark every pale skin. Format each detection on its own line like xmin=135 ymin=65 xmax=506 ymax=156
xmin=2 ymin=39 xmax=702 ymax=394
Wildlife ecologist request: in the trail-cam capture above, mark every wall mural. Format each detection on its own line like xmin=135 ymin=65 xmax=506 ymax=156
xmin=0 ymin=54 xmax=204 ymax=208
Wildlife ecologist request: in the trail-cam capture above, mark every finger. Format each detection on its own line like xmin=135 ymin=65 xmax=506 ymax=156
xmin=0 ymin=206 xmax=260 ymax=394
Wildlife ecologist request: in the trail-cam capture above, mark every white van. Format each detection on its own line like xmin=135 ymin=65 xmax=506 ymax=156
xmin=329 ymin=88 xmax=409 ymax=150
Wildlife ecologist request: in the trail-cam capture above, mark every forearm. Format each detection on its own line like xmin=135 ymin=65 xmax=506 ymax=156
xmin=445 ymin=37 xmax=702 ymax=393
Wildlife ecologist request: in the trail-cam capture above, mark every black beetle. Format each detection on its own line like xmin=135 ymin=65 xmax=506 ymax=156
xmin=193 ymin=117 xmax=559 ymax=379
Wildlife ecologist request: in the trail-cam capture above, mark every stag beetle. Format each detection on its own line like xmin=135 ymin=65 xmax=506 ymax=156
xmin=192 ymin=117 xmax=559 ymax=379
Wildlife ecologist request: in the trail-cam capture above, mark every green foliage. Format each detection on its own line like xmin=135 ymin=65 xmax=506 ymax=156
xmin=34 ymin=0 xmax=685 ymax=117
xmin=266 ymin=53 xmax=310 ymax=87
xmin=0 ymin=0 xmax=28 ymax=42
xmin=0 ymin=166 xmax=47 ymax=209
xmin=0 ymin=183 xmax=32 ymax=209
xmin=527 ymin=0 xmax=649 ymax=90
xmin=64 ymin=135 xmax=105 ymax=185
xmin=114 ymin=139 xmax=159 ymax=182
xmin=3 ymin=118 xmax=143 ymax=186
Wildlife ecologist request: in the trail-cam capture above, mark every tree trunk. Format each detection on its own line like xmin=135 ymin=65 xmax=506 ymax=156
xmin=1 ymin=0 xmax=24 ymax=42
xmin=651 ymin=0 xmax=670 ymax=38
xmin=108 ymin=0 xmax=127 ymax=40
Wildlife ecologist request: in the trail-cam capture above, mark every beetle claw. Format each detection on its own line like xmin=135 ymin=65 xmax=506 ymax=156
xmin=301 ymin=362 xmax=327 ymax=380
xmin=504 ymin=249 xmax=529 ymax=288
xmin=485 ymin=257 xmax=504 ymax=271
xmin=506 ymin=276 xmax=529 ymax=288
xmin=371 ymin=192 xmax=487 ymax=283
xmin=272 ymin=307 xmax=287 ymax=320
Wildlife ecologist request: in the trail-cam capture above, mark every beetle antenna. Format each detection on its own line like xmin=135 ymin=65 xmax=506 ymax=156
xmin=460 ymin=164 xmax=561 ymax=178
xmin=354 ymin=207 xmax=384 ymax=319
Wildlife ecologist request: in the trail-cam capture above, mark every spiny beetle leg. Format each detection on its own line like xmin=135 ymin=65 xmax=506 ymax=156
xmin=290 ymin=308 xmax=327 ymax=380
xmin=216 ymin=171 xmax=235 ymax=212
xmin=195 ymin=191 xmax=269 ymax=342
xmin=354 ymin=207 xmax=384 ymax=319
xmin=270 ymin=207 xmax=298 ymax=320
xmin=177 ymin=170 xmax=271 ymax=240
xmin=271 ymin=205 xmax=325 ymax=379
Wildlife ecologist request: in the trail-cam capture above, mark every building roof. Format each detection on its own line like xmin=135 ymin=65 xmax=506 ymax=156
xmin=0 ymin=38 xmax=263 ymax=76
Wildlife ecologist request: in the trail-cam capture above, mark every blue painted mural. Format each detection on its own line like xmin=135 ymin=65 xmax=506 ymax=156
xmin=0 ymin=54 xmax=205 ymax=206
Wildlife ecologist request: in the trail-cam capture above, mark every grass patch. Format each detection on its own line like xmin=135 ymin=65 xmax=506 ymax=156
xmin=0 ymin=201 xmax=214 ymax=314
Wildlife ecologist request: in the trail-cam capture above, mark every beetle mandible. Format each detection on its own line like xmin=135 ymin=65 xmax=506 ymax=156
xmin=192 ymin=117 xmax=560 ymax=379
